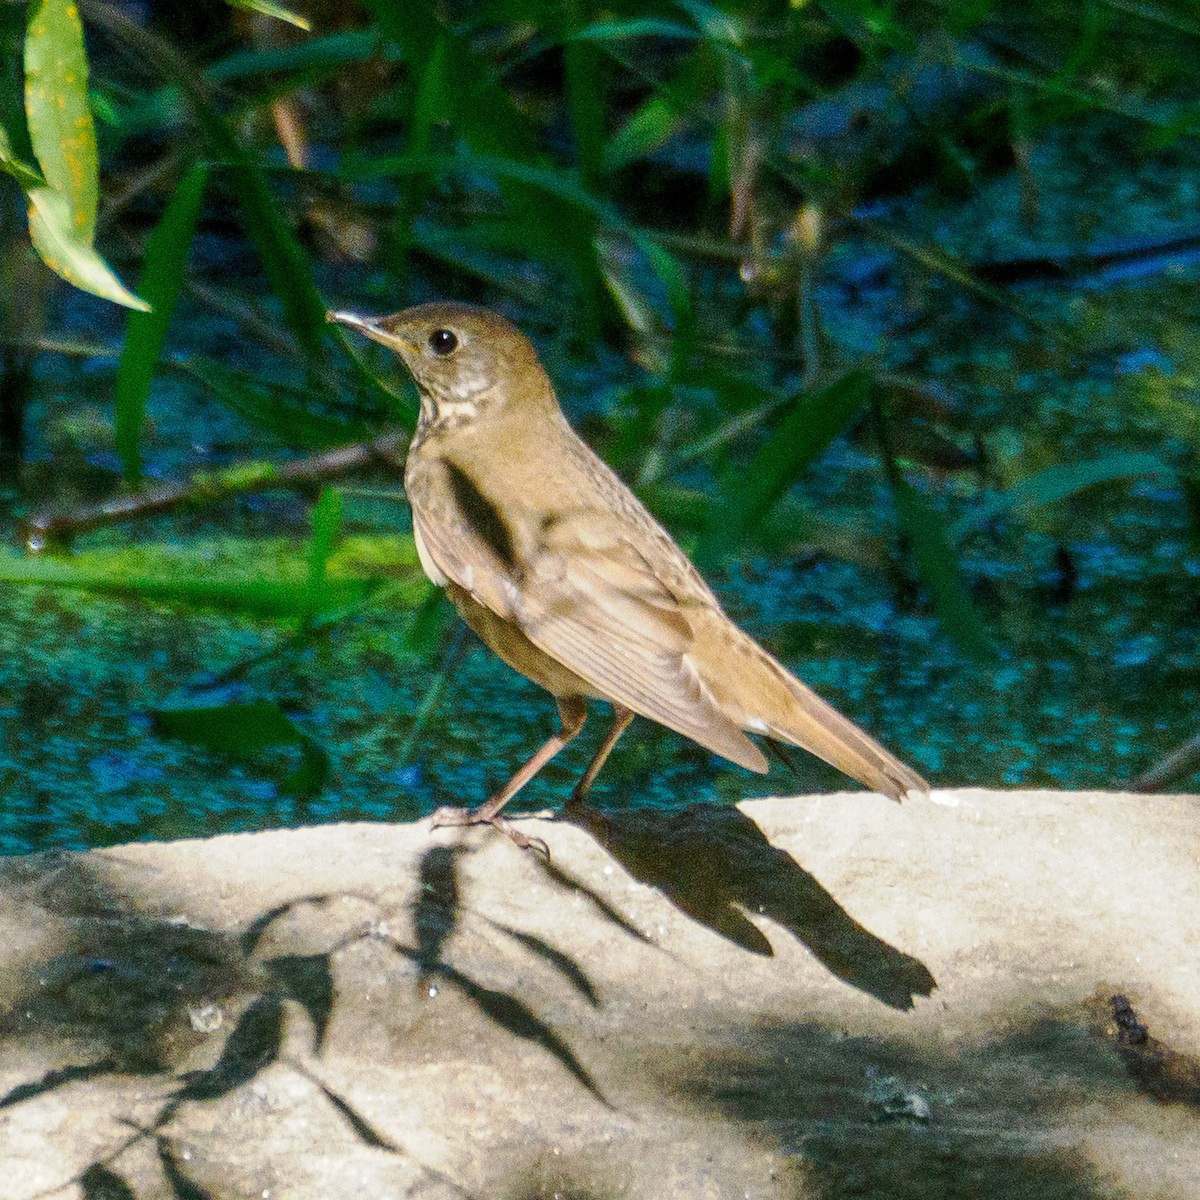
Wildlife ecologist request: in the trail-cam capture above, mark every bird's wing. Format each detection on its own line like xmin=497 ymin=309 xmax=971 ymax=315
xmin=412 ymin=494 xmax=767 ymax=772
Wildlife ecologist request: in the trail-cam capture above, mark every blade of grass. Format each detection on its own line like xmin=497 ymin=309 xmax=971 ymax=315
xmin=305 ymin=486 xmax=343 ymax=623
xmin=224 ymin=0 xmax=311 ymax=31
xmin=350 ymin=151 xmax=693 ymax=334
xmin=114 ymin=161 xmax=209 ymax=483
xmin=891 ymin=476 xmax=996 ymax=663
xmin=0 ymin=546 xmax=373 ymax=618
xmin=696 ymin=370 xmax=872 ymax=564
xmin=950 ymin=451 xmax=1174 ymax=539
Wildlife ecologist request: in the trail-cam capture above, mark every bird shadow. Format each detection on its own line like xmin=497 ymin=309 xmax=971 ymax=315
xmin=552 ymin=802 xmax=936 ymax=1011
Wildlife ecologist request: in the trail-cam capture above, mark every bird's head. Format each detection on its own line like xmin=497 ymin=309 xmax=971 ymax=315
xmin=328 ymin=302 xmax=557 ymax=436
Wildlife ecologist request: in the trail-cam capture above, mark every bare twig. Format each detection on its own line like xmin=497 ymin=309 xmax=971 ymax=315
xmin=23 ymin=429 xmax=408 ymax=549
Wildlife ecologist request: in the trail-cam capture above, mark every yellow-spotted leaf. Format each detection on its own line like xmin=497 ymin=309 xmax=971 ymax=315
xmin=27 ymin=186 xmax=149 ymax=310
xmin=224 ymin=0 xmax=312 ymax=31
xmin=24 ymin=0 xmax=96 ymax=242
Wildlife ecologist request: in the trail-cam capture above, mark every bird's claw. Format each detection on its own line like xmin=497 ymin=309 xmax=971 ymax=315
xmin=429 ymin=805 xmax=550 ymax=858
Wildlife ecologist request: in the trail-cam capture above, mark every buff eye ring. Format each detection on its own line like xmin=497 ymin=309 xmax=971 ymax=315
xmin=429 ymin=329 xmax=458 ymax=356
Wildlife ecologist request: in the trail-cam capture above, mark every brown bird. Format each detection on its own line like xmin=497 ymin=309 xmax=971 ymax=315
xmin=329 ymin=303 xmax=928 ymax=843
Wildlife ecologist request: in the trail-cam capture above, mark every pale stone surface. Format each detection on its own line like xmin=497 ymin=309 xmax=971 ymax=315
xmin=0 ymin=789 xmax=1197 ymax=1199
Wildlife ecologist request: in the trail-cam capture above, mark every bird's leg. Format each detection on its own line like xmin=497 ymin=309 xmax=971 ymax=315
xmin=565 ymin=705 xmax=634 ymax=809
xmin=431 ymin=696 xmax=587 ymax=850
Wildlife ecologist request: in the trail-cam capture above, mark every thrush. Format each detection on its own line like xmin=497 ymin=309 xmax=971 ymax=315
xmin=329 ymin=302 xmax=928 ymax=843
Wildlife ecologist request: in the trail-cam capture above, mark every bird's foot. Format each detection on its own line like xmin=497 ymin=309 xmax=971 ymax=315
xmin=429 ymin=805 xmax=550 ymax=858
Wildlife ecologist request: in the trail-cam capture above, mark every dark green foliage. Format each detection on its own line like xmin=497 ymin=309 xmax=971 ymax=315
xmin=1 ymin=0 xmax=1198 ymax=845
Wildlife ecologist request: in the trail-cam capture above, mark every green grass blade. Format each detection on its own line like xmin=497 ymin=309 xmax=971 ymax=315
xmin=358 ymin=0 xmax=539 ymax=161
xmin=697 ymin=370 xmax=872 ymax=563
xmin=0 ymin=549 xmax=373 ymax=617
xmin=306 ymin=486 xmax=343 ymax=620
xmin=176 ymin=355 xmax=376 ymax=448
xmin=951 ymin=452 xmax=1174 ymax=539
xmin=352 ymin=151 xmax=693 ymax=332
xmin=115 ymin=161 xmax=210 ymax=483
xmin=891 ymin=477 xmax=997 ymax=663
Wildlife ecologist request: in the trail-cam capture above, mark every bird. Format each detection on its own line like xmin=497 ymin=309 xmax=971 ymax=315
xmin=328 ymin=302 xmax=928 ymax=845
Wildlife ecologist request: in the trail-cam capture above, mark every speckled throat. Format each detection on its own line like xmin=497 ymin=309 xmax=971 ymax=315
xmin=411 ymin=388 xmax=482 ymax=447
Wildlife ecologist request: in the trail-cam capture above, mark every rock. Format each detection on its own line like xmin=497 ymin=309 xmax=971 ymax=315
xmin=1 ymin=789 xmax=1197 ymax=1198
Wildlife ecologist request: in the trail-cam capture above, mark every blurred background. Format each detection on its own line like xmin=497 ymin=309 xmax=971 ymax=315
xmin=0 ymin=0 xmax=1197 ymax=853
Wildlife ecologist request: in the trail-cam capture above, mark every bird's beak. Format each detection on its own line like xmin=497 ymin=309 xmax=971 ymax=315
xmin=326 ymin=309 xmax=411 ymax=354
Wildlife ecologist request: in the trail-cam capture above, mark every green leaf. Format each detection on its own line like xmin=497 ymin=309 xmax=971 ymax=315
xmin=0 ymin=123 xmax=44 ymax=190
xmin=224 ymin=0 xmax=312 ymax=31
xmin=26 ymin=186 xmax=149 ymax=311
xmin=154 ymin=699 xmax=310 ymax=754
xmin=697 ymin=370 xmax=872 ymax=563
xmin=306 ymin=486 xmax=343 ymax=619
xmin=571 ymin=19 xmax=698 ymax=42
xmin=21 ymin=0 xmax=147 ymax=311
xmin=154 ymin=701 xmax=333 ymax=798
xmin=177 ymin=356 xmax=376 ymax=449
xmin=115 ymin=161 xmax=210 ymax=483
xmin=83 ymin=4 xmax=326 ymax=353
xmin=951 ymin=451 xmax=1174 ymax=538
xmin=673 ymin=0 xmax=746 ymax=47
xmin=892 ymin=477 xmax=996 ymax=663
xmin=603 ymin=93 xmax=686 ymax=174
xmin=353 ymin=151 xmax=693 ymax=333
xmin=358 ymin=0 xmax=539 ymax=161
xmin=206 ymin=30 xmax=385 ymax=85
xmin=24 ymin=0 xmax=97 ymax=242
xmin=0 ymin=544 xmax=374 ymax=618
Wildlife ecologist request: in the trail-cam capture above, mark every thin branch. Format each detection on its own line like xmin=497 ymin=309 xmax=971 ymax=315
xmin=23 ymin=429 xmax=408 ymax=549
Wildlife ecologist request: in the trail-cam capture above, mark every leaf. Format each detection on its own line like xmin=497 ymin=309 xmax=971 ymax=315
xmin=358 ymin=0 xmax=538 ymax=161
xmin=154 ymin=700 xmax=311 ymax=755
xmin=206 ymin=30 xmax=385 ymax=84
xmin=354 ymin=152 xmax=693 ymax=332
xmin=892 ymin=476 xmax=996 ymax=663
xmin=0 ymin=122 xmax=44 ymax=189
xmin=697 ymin=370 xmax=872 ymax=563
xmin=306 ymin=486 xmax=343 ymax=619
xmin=115 ymin=161 xmax=210 ymax=482
xmin=674 ymin=0 xmax=746 ymax=47
xmin=0 ymin=544 xmax=375 ymax=617
xmin=951 ymin=451 xmax=1174 ymax=538
xmin=178 ymin=356 xmax=375 ymax=449
xmin=24 ymin=0 xmax=97 ymax=241
xmin=26 ymin=187 xmax=149 ymax=310
xmin=224 ymin=0 xmax=312 ymax=31
xmin=603 ymin=93 xmax=687 ymax=174
xmin=83 ymin=5 xmax=326 ymax=353
xmin=154 ymin=700 xmax=330 ymax=796
xmin=571 ymin=19 xmax=698 ymax=43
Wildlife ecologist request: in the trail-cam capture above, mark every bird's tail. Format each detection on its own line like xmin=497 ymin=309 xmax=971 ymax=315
xmin=717 ymin=630 xmax=929 ymax=803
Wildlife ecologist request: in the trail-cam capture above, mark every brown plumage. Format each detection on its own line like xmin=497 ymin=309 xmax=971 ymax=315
xmin=329 ymin=302 xmax=928 ymax=842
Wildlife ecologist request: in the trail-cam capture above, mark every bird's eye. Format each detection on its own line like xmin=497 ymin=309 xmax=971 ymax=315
xmin=428 ymin=329 xmax=458 ymax=356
